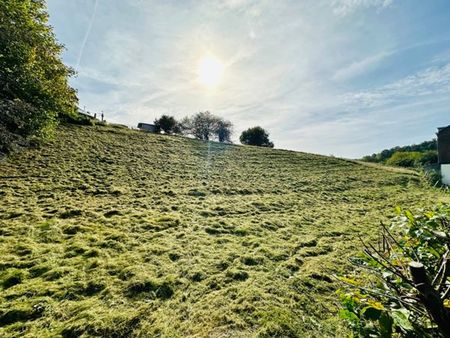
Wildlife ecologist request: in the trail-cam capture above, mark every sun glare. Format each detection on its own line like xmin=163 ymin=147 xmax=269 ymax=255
xmin=198 ymin=54 xmax=224 ymax=88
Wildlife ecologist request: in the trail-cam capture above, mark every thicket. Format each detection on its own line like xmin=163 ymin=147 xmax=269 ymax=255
xmin=362 ymin=140 xmax=437 ymax=163
xmin=385 ymin=151 xmax=438 ymax=168
xmin=0 ymin=0 xmax=78 ymax=155
xmin=338 ymin=206 xmax=450 ymax=337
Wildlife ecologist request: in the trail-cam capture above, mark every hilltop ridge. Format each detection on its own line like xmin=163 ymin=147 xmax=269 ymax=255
xmin=0 ymin=124 xmax=446 ymax=337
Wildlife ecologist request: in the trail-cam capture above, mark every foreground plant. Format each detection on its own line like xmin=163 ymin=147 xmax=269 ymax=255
xmin=338 ymin=205 xmax=450 ymax=337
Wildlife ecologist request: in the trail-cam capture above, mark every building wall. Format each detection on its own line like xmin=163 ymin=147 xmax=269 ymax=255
xmin=442 ymin=164 xmax=450 ymax=186
xmin=437 ymin=127 xmax=450 ymax=164
xmin=138 ymin=123 xmax=157 ymax=133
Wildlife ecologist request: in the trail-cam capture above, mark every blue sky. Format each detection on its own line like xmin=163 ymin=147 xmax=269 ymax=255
xmin=46 ymin=0 xmax=450 ymax=158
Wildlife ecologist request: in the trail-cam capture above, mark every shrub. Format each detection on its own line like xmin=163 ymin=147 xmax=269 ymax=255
xmin=154 ymin=115 xmax=177 ymax=134
xmin=338 ymin=206 xmax=450 ymax=337
xmin=240 ymin=126 xmax=274 ymax=147
xmin=385 ymin=151 xmax=422 ymax=167
xmin=417 ymin=150 xmax=438 ymax=166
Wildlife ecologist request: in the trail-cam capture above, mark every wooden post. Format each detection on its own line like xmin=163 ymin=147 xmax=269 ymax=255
xmin=409 ymin=261 xmax=450 ymax=337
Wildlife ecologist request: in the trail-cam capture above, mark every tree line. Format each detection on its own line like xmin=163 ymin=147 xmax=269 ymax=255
xmin=361 ymin=140 xmax=438 ymax=168
xmin=153 ymin=113 xmax=274 ymax=148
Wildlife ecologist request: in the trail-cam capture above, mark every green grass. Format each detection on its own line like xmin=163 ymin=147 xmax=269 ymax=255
xmin=0 ymin=124 xmax=447 ymax=337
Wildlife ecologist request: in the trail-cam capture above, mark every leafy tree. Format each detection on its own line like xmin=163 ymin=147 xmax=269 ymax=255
xmin=216 ymin=119 xmax=233 ymax=143
xmin=181 ymin=112 xmax=233 ymax=142
xmin=0 ymin=0 xmax=78 ymax=153
xmin=239 ymin=126 xmax=274 ymax=148
xmin=154 ymin=115 xmax=177 ymax=134
xmin=192 ymin=111 xmax=218 ymax=140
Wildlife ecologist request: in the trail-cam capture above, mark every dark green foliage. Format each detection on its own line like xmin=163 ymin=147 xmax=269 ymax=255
xmin=385 ymin=151 xmax=422 ymax=167
xmin=0 ymin=0 xmax=77 ymax=153
xmin=338 ymin=206 xmax=450 ymax=337
xmin=417 ymin=150 xmax=438 ymax=166
xmin=385 ymin=150 xmax=439 ymax=168
xmin=362 ymin=140 xmax=437 ymax=163
xmin=154 ymin=114 xmax=177 ymax=134
xmin=240 ymin=126 xmax=274 ymax=147
xmin=216 ymin=119 xmax=233 ymax=143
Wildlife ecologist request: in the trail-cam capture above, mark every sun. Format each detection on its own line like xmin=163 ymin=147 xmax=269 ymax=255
xmin=198 ymin=54 xmax=224 ymax=88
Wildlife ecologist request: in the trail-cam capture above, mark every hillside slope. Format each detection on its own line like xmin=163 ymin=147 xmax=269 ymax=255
xmin=0 ymin=124 xmax=446 ymax=337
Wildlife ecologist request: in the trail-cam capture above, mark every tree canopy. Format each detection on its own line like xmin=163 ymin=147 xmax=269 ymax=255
xmin=154 ymin=115 xmax=178 ymax=134
xmin=362 ymin=140 xmax=437 ymax=163
xmin=181 ymin=111 xmax=233 ymax=143
xmin=0 ymin=0 xmax=78 ymax=153
xmin=239 ymin=126 xmax=274 ymax=148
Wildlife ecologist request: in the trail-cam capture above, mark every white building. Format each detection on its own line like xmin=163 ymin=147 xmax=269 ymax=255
xmin=437 ymin=125 xmax=450 ymax=186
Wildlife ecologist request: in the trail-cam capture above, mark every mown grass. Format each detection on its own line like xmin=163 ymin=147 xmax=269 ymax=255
xmin=0 ymin=124 xmax=447 ymax=337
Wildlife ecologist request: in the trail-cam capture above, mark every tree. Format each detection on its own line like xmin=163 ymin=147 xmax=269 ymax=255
xmin=0 ymin=0 xmax=78 ymax=153
xmin=181 ymin=111 xmax=233 ymax=142
xmin=154 ymin=115 xmax=177 ymax=134
xmin=192 ymin=111 xmax=218 ymax=140
xmin=216 ymin=119 xmax=233 ymax=143
xmin=239 ymin=126 xmax=274 ymax=148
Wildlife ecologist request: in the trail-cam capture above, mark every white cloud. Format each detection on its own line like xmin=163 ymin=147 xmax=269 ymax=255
xmin=342 ymin=63 xmax=450 ymax=108
xmin=332 ymin=51 xmax=391 ymax=81
xmin=332 ymin=0 xmax=394 ymax=16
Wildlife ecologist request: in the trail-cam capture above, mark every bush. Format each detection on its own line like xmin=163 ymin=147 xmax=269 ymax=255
xmin=385 ymin=151 xmax=422 ymax=167
xmin=417 ymin=150 xmax=438 ymax=166
xmin=154 ymin=115 xmax=177 ymax=134
xmin=338 ymin=206 xmax=450 ymax=337
xmin=240 ymin=126 xmax=274 ymax=147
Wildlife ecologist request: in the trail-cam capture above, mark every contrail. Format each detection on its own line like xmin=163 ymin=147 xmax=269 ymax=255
xmin=76 ymin=0 xmax=99 ymax=69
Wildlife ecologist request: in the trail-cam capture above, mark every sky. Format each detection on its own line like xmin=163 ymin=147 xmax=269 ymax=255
xmin=46 ymin=0 xmax=450 ymax=158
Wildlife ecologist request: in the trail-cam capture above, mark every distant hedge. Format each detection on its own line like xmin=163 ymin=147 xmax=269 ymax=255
xmin=385 ymin=151 xmax=438 ymax=168
xmin=362 ymin=140 xmax=437 ymax=163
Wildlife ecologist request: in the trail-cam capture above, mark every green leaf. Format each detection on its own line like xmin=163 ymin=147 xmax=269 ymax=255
xmin=391 ymin=308 xmax=413 ymax=331
xmin=339 ymin=309 xmax=359 ymax=323
xmin=378 ymin=312 xmax=393 ymax=336
xmin=404 ymin=210 xmax=414 ymax=222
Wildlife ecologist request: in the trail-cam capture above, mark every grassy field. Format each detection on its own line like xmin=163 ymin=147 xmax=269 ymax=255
xmin=0 ymin=124 xmax=447 ymax=337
